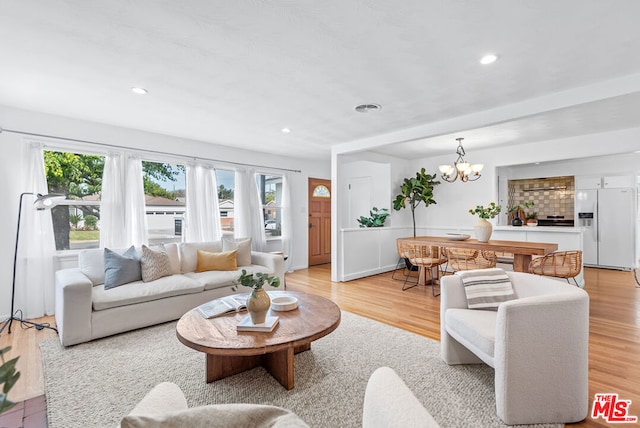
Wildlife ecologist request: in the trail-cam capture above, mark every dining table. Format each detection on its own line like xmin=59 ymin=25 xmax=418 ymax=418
xmin=397 ymin=235 xmax=559 ymax=280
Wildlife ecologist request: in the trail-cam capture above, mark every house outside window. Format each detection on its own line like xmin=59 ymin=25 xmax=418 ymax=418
xmin=256 ymin=174 xmax=283 ymax=238
xmin=142 ymin=161 xmax=186 ymax=245
xmin=216 ymin=169 xmax=234 ymax=236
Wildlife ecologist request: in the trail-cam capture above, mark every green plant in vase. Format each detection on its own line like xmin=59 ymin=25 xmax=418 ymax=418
xmin=233 ymin=270 xmax=280 ymax=324
xmin=468 ymin=202 xmax=501 ymax=242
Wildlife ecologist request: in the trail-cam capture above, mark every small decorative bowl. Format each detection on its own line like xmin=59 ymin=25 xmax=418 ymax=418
xmin=271 ymin=296 xmax=299 ymax=311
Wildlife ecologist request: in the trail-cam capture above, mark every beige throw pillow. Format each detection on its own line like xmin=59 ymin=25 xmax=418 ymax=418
xmin=140 ymin=245 xmax=173 ymax=282
xmin=196 ymin=249 xmax=238 ymax=272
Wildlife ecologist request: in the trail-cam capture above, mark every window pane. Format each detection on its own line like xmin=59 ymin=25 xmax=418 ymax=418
xmin=216 ymin=169 xmax=235 ymax=236
xmin=142 ymin=161 xmax=186 ymax=245
xmin=44 ymin=150 xmax=104 ymax=250
xmin=256 ymin=174 xmax=283 ymax=238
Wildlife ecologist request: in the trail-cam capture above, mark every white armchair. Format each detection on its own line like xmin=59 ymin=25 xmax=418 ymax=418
xmin=440 ymin=271 xmax=589 ymax=425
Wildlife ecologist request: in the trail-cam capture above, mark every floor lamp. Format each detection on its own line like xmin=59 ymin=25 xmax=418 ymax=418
xmin=0 ymin=192 xmax=65 ymax=335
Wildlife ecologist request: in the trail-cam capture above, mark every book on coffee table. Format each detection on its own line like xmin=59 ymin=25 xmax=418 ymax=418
xmin=236 ymin=315 xmax=279 ymax=332
xmin=196 ymin=295 xmax=247 ymax=319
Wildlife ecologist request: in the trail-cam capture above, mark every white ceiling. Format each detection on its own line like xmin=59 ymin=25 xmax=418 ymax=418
xmin=1 ymin=1 xmax=640 ymax=160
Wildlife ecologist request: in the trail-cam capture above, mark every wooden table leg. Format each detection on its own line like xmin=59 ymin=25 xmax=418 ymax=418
xmin=513 ymin=254 xmax=532 ymax=273
xmin=263 ymin=347 xmax=295 ymax=390
xmin=206 ymin=354 xmax=261 ymax=383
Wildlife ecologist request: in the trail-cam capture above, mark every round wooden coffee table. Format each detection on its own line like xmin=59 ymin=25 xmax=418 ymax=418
xmin=176 ymin=291 xmax=341 ymax=390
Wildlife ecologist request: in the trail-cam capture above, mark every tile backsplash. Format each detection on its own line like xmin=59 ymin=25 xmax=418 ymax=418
xmin=507 ymin=176 xmax=575 ymax=219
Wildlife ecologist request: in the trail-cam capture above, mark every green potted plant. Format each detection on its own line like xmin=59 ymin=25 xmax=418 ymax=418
xmin=0 ymin=346 xmax=20 ymax=415
xmin=468 ymin=202 xmax=501 ymax=242
xmin=392 ymin=168 xmax=440 ymax=237
xmin=522 ymin=201 xmax=538 ymax=226
xmin=357 ymin=207 xmax=389 ymax=228
xmin=233 ymin=270 xmax=280 ymax=324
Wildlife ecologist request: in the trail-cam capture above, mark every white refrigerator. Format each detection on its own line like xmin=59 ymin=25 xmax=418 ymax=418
xmin=576 ymin=188 xmax=635 ymax=270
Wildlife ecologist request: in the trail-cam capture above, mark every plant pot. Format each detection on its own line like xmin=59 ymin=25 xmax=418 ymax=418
xmin=474 ymin=218 xmax=493 ymax=243
xmin=526 ymin=220 xmax=538 ymax=227
xmin=246 ymin=288 xmax=271 ymax=324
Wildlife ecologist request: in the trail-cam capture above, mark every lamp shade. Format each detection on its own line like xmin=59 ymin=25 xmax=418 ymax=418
xmin=33 ymin=193 xmax=66 ymax=210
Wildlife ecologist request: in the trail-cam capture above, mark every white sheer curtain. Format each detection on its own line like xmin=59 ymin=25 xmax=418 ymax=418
xmin=234 ymin=168 xmax=267 ymax=251
xmin=99 ymin=153 xmax=126 ymax=248
xmin=125 ymin=155 xmax=148 ymax=246
xmin=14 ymin=143 xmax=57 ymax=317
xmin=185 ymin=164 xmax=222 ymax=242
xmin=281 ymin=173 xmax=293 ymax=272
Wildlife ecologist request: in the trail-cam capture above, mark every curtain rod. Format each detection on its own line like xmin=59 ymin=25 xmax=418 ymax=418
xmin=0 ymin=127 xmax=302 ymax=173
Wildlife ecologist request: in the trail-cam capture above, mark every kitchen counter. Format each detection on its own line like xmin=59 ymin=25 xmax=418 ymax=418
xmin=495 ymin=226 xmax=583 ymax=233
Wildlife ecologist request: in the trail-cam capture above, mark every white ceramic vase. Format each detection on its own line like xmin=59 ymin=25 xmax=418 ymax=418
xmin=474 ymin=218 xmax=493 ymax=242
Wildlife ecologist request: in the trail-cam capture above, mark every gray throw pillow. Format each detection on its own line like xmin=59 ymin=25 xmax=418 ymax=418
xmin=140 ymin=245 xmax=173 ymax=282
xmin=104 ymin=246 xmax=141 ymax=290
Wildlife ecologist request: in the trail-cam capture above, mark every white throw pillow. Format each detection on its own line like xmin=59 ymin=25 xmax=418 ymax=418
xmin=222 ymin=237 xmax=252 ymax=267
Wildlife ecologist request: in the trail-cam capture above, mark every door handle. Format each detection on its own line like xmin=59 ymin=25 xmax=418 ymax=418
xmin=309 ymin=223 xmax=313 ymax=229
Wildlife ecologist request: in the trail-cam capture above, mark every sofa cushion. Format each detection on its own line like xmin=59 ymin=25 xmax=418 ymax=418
xmin=163 ymin=243 xmax=181 ymax=275
xmin=185 ymin=264 xmax=272 ymax=291
xmin=456 ymin=268 xmax=516 ymax=310
xmin=222 ymin=237 xmax=252 ymax=267
xmin=80 ymin=247 xmax=138 ymax=286
xmin=104 ymin=246 xmax=142 ymax=290
xmin=92 ymin=274 xmax=203 ymax=311
xmin=121 ymin=403 xmax=309 ymax=428
xmin=141 ymin=245 xmax=173 ymax=282
xmin=445 ymin=308 xmax=497 ymax=362
xmin=196 ymin=249 xmax=238 ymax=272
xmin=179 ymin=241 xmax=222 ymax=273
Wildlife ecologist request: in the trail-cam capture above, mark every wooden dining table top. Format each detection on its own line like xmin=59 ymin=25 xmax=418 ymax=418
xmin=397 ymin=236 xmax=558 ymax=256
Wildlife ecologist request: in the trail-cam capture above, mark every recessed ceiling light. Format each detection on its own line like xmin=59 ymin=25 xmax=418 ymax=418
xmin=281 ymin=128 xmax=291 ymax=133
xmin=131 ymin=87 xmax=148 ymax=95
xmin=480 ymin=54 xmax=498 ymax=65
xmin=355 ymin=103 xmax=382 ymax=113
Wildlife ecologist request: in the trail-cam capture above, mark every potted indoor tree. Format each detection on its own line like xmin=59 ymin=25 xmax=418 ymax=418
xmin=392 ymin=168 xmax=440 ymax=237
xmin=468 ymin=202 xmax=502 ymax=242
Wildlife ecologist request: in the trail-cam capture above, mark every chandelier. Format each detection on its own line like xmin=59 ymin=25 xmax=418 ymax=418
xmin=438 ymin=138 xmax=483 ymax=182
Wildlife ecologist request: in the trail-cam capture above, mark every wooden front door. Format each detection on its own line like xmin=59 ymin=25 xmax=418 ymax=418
xmin=308 ymin=178 xmax=331 ymax=266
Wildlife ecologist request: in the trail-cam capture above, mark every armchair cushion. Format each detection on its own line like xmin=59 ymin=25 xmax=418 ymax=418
xmin=444 ymin=309 xmax=497 ymax=366
xmin=456 ymin=268 xmax=515 ymax=310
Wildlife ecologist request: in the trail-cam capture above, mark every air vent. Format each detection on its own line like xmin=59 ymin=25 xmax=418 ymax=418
xmin=355 ymin=103 xmax=382 ymax=113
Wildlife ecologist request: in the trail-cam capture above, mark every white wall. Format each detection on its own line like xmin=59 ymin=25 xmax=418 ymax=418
xmin=0 ymin=104 xmax=330 ymax=318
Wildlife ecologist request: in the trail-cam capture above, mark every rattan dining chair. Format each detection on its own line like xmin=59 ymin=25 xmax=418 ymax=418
xmin=392 ymin=239 xmax=419 ymax=281
xmin=399 ymin=242 xmax=447 ymax=295
xmin=528 ymin=250 xmax=582 ymax=286
xmin=443 ymin=248 xmax=497 ymax=272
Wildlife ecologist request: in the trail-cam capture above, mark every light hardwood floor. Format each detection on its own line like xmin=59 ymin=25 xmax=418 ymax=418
xmin=1 ymin=266 xmax=639 ymax=427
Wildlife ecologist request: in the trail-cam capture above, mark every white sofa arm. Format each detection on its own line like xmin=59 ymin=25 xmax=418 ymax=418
xmin=55 ymin=268 xmax=94 ymax=346
xmin=250 ymin=252 xmax=285 ymax=288
xmin=363 ymin=367 xmax=440 ymax=428
xmin=494 ymin=288 xmax=589 ymax=424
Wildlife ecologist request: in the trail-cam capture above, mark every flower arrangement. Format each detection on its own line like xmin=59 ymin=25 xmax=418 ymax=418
xmin=468 ymin=202 xmax=502 ymax=219
xmin=232 ymin=270 xmax=280 ymax=297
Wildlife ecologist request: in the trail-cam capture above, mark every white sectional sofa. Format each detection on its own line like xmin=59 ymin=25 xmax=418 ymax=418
xmin=55 ymin=241 xmax=284 ymax=346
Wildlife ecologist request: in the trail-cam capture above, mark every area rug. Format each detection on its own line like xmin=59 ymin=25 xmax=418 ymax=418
xmin=39 ymin=311 xmax=561 ymax=428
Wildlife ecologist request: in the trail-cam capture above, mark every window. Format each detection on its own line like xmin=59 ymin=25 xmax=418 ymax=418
xmin=142 ymin=161 xmax=186 ymax=245
xmin=216 ymin=169 xmax=235 ymax=236
xmin=44 ymin=150 xmax=104 ymax=250
xmin=256 ymin=174 xmax=283 ymax=238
